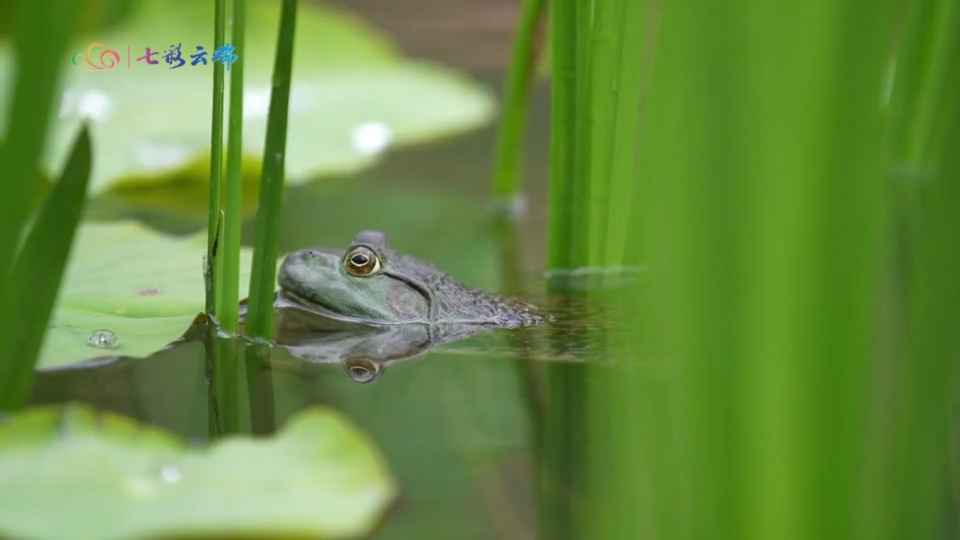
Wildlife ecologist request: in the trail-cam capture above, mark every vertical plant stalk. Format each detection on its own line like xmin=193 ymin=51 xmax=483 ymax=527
xmin=492 ymin=0 xmax=547 ymax=200
xmin=206 ymin=0 xmax=228 ymax=317
xmin=246 ymin=0 xmax=298 ymax=339
xmin=218 ymin=0 xmax=248 ymax=333
xmin=546 ymin=0 xmax=578 ymax=270
xmin=0 ymin=126 xmax=92 ymax=411
xmin=593 ymin=0 xmax=644 ymax=267
xmin=643 ymin=1 xmax=894 ymax=539
xmin=0 ymin=0 xmax=83 ymax=410
xmin=0 ymin=0 xmax=81 ymax=368
xmin=568 ymin=0 xmax=592 ymax=268
xmin=0 ymin=0 xmax=79 ymax=280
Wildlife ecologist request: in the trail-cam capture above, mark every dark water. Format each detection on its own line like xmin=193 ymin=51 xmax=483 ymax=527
xmin=30 ymin=280 xmax=635 ymax=540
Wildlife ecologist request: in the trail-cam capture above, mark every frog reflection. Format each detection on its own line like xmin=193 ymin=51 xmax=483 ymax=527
xmin=264 ymin=296 xmax=493 ymax=383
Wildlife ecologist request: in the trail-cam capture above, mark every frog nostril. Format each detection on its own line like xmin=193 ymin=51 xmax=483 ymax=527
xmin=305 ymin=249 xmax=318 ymax=257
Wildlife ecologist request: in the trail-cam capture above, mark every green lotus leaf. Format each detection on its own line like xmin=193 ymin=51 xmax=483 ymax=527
xmin=0 ymin=402 xmax=397 ymax=540
xmin=0 ymin=0 xmax=495 ymax=195
xmin=38 ymin=221 xmax=278 ymax=369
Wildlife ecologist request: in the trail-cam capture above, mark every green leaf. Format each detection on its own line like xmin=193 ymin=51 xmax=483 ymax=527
xmin=0 ymin=402 xmax=398 ymax=540
xmin=0 ymin=125 xmax=92 ymax=411
xmin=0 ymin=0 xmax=82 ymax=319
xmin=0 ymin=0 xmax=495 ymax=195
xmin=37 ymin=221 xmax=279 ymax=370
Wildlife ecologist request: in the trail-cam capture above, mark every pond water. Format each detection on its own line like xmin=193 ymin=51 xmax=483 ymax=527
xmin=24 ymin=7 xmax=652 ymax=538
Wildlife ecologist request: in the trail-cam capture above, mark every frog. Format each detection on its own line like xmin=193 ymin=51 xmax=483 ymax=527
xmin=276 ymin=230 xmax=548 ymax=327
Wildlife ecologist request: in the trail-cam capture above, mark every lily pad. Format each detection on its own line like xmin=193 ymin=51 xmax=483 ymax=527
xmin=38 ymin=221 xmax=278 ymax=370
xmin=0 ymin=402 xmax=397 ymax=540
xmin=0 ymin=0 xmax=495 ymax=195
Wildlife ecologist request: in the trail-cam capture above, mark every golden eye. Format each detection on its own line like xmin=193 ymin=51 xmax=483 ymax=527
xmin=344 ymin=247 xmax=380 ymax=276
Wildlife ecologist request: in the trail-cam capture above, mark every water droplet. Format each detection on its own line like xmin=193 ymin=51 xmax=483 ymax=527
xmin=159 ymin=464 xmax=182 ymax=484
xmin=350 ymin=121 xmax=393 ymax=155
xmin=87 ymin=329 xmax=119 ymax=349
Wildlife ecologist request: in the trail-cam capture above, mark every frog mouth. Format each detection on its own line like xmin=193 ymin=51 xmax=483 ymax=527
xmin=276 ymin=288 xmax=430 ymax=326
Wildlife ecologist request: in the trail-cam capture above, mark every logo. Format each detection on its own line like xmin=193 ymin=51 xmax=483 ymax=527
xmin=71 ymin=42 xmax=121 ymax=70
xmin=70 ymin=42 xmax=239 ymax=71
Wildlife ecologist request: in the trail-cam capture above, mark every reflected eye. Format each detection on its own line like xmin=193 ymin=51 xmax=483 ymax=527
xmin=344 ymin=247 xmax=380 ymax=276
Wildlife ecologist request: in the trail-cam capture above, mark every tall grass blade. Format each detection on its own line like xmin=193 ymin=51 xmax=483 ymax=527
xmin=0 ymin=0 xmax=81 ymax=300
xmin=492 ymin=0 xmax=546 ymax=200
xmin=0 ymin=126 xmax=92 ymax=411
xmin=638 ymin=2 xmax=894 ymax=539
xmin=246 ymin=0 xmax=297 ymax=340
xmin=206 ymin=0 xmax=228 ymax=317
xmin=218 ymin=0 xmax=248 ymax=333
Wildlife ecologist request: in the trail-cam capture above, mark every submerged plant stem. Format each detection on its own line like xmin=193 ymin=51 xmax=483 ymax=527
xmin=218 ymin=0 xmax=248 ymax=333
xmin=492 ymin=0 xmax=547 ymax=199
xmin=246 ymin=0 xmax=298 ymax=340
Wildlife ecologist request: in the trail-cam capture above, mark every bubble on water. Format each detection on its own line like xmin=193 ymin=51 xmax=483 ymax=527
xmin=350 ymin=121 xmax=393 ymax=155
xmin=159 ymin=464 xmax=182 ymax=484
xmin=87 ymin=329 xmax=119 ymax=349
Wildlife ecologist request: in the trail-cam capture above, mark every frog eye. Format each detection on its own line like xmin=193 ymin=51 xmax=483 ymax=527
xmin=344 ymin=247 xmax=380 ymax=276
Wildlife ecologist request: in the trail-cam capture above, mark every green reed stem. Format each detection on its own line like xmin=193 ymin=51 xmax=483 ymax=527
xmin=593 ymin=0 xmax=644 ymax=267
xmin=492 ymin=0 xmax=546 ymax=199
xmin=546 ymin=0 xmax=578 ymax=270
xmin=246 ymin=0 xmax=297 ymax=340
xmin=218 ymin=0 xmax=247 ymax=333
xmin=0 ymin=0 xmax=83 ymax=411
xmin=567 ymin=0 xmax=592 ymax=268
xmin=639 ymin=2 xmax=894 ymax=539
xmin=0 ymin=126 xmax=92 ymax=412
xmin=206 ymin=0 xmax=227 ymax=317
